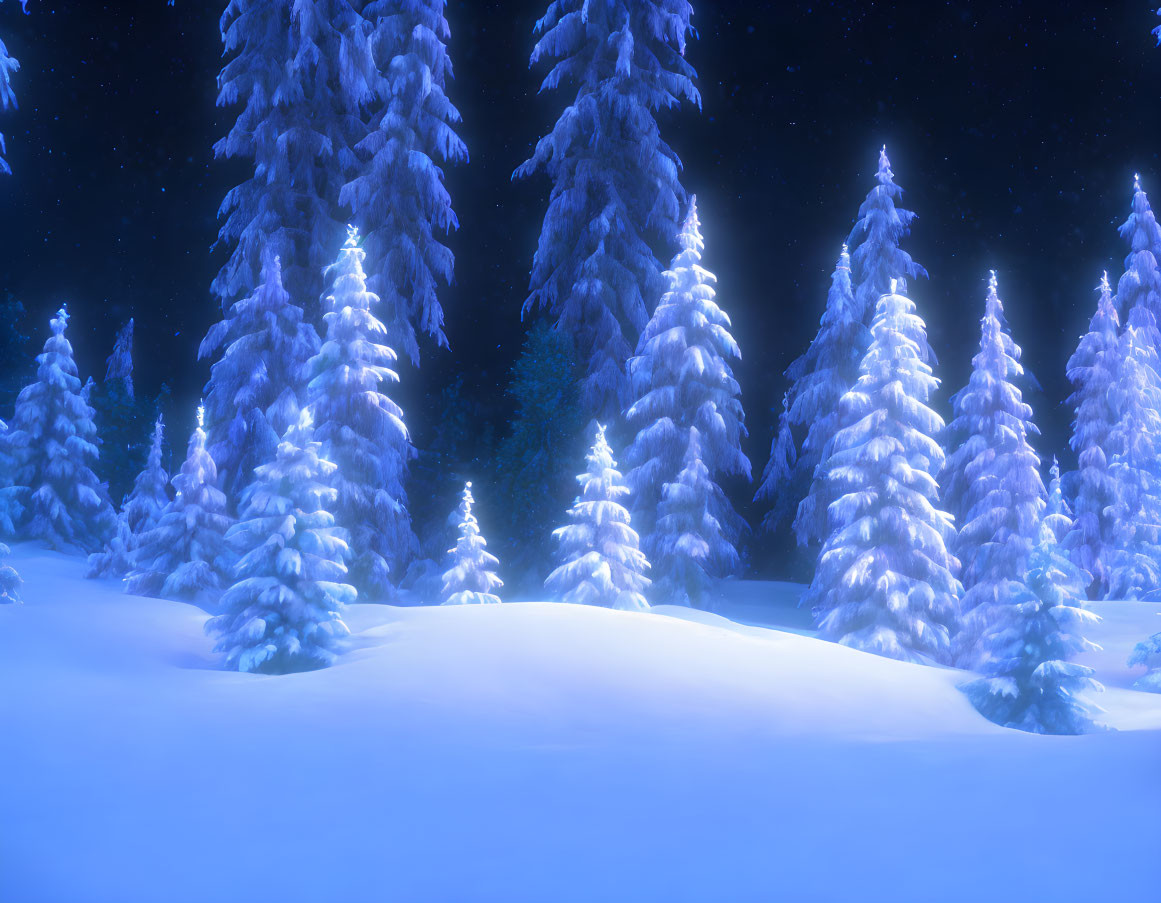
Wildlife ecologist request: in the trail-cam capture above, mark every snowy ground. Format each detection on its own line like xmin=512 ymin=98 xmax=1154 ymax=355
xmin=2 ymin=545 xmax=1159 ymax=903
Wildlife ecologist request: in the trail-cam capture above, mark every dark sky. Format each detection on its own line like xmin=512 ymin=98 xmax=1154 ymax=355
xmin=1 ymin=1 xmax=1160 ymax=490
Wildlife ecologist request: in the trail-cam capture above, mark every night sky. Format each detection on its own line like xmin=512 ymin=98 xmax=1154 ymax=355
xmin=1 ymin=1 xmax=1160 ymax=543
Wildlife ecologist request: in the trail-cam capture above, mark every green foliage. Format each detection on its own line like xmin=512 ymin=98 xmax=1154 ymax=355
xmin=490 ymin=323 xmax=585 ymax=592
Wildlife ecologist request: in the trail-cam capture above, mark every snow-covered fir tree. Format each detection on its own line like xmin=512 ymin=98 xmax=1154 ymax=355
xmin=340 ymin=0 xmax=467 ymax=366
xmin=86 ymin=415 xmax=171 ymax=579
xmin=1044 ymin=457 xmax=1073 ymax=545
xmin=804 ymin=280 xmax=960 ymax=663
xmin=121 ymin=416 xmax=170 ymax=538
xmin=0 ymin=417 xmax=20 ymax=537
xmin=1065 ymin=272 xmax=1121 ymax=592
xmin=212 ymin=1 xmax=370 ymax=313
xmin=0 ymin=0 xmax=27 ymax=175
xmin=7 ymin=306 xmax=116 ymax=552
xmin=624 ymin=197 xmax=749 ymax=586
xmin=307 ymin=226 xmax=414 ymax=600
xmin=650 ymin=427 xmax=730 ymax=608
xmin=515 ymin=0 xmax=700 ymax=421
xmin=846 ymin=146 xmax=929 ymax=351
xmin=1128 ymin=630 xmax=1161 ymax=692
xmin=441 ymin=482 xmax=502 ymax=605
xmin=961 ymin=518 xmax=1104 ymax=734
xmin=207 ymin=407 xmax=354 ymax=674
xmin=1103 ymin=316 xmax=1161 ymax=601
xmin=200 ymin=250 xmax=319 ymax=499
xmin=944 ymin=273 xmax=1046 ymax=669
xmin=545 ymin=423 xmax=650 ymax=610
xmin=1115 ymin=174 xmax=1161 ymax=327
xmin=0 ymin=541 xmax=20 ymax=603
xmin=753 ymin=392 xmax=797 ymax=530
xmin=126 ymin=406 xmax=233 ymax=605
xmin=105 ymin=318 xmax=134 ymax=399
xmin=761 ymin=244 xmax=863 ymax=537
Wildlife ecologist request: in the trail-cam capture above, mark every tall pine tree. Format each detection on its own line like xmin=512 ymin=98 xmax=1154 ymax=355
xmin=7 ymin=306 xmax=116 ymax=552
xmin=545 ymin=423 xmax=650 ymax=610
xmin=805 ymin=281 xmax=960 ymax=664
xmin=1064 ymin=272 xmax=1121 ymax=593
xmin=624 ymin=197 xmax=749 ymax=588
xmin=341 ymin=1 xmax=467 ymax=366
xmin=1115 ymin=174 xmax=1161 ymax=327
xmin=515 ymin=0 xmax=700 ymax=421
xmin=307 ymin=226 xmax=414 ymax=600
xmin=944 ymin=273 xmax=1046 ymax=669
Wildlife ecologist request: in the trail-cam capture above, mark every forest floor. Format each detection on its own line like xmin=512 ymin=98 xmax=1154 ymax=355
xmin=1 ymin=544 xmax=1159 ymax=903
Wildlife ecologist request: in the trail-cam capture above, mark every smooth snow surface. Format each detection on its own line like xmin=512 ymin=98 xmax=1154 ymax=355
xmin=2 ymin=545 xmax=1159 ymax=903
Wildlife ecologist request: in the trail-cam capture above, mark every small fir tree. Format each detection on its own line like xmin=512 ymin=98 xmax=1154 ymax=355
xmin=624 ymin=197 xmax=750 ymax=582
xmin=545 ymin=424 xmax=650 ymax=610
xmin=805 ymin=281 xmax=960 ymax=663
xmin=1064 ymin=273 xmax=1121 ymax=592
xmin=441 ymin=482 xmax=502 ymax=605
xmin=0 ymin=541 xmax=21 ymax=604
xmin=308 ymin=227 xmax=415 ymax=600
xmin=200 ymin=250 xmax=320 ymax=500
xmin=961 ymin=520 xmax=1104 ymax=735
xmin=92 ymin=318 xmax=154 ymax=507
xmin=207 ymin=408 xmax=354 ymax=674
xmin=1044 ymin=457 xmax=1073 ymax=545
xmin=1128 ymin=630 xmax=1161 ymax=692
xmin=650 ymin=427 xmax=727 ymax=608
xmin=126 ymin=406 xmax=234 ymax=605
xmin=7 ymin=306 xmax=116 ymax=551
xmin=944 ymin=273 xmax=1046 ymax=669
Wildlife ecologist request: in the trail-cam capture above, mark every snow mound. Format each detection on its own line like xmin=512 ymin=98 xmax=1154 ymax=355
xmin=2 ymin=545 xmax=1159 ymax=903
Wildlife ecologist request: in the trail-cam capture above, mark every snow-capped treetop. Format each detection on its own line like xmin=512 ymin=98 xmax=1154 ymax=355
xmin=1065 ymin=271 xmax=1122 ymax=590
xmin=1044 ymin=457 xmax=1074 ymax=545
xmin=545 ymin=423 xmax=651 ymax=611
xmin=105 ymin=318 xmax=135 ymax=399
xmin=846 ymin=146 xmax=929 ymax=348
xmin=207 ymin=406 xmax=354 ymax=674
xmin=624 ymin=197 xmax=750 ymax=576
xmin=308 ymin=225 xmax=414 ymax=599
xmin=340 ymin=0 xmax=468 ymax=366
xmin=1116 ymin=174 xmax=1161 ymax=332
xmin=441 ymin=482 xmax=503 ymax=605
xmin=515 ymin=0 xmax=700 ymax=420
xmin=805 ymin=279 xmax=961 ymax=664
xmin=200 ymin=249 xmax=320 ymax=499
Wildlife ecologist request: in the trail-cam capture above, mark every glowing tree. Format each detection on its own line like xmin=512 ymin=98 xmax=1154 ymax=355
xmin=126 ymin=406 xmax=234 ymax=605
xmin=624 ymin=198 xmax=749 ymax=584
xmin=1064 ymin=273 xmax=1121 ymax=592
xmin=308 ymin=227 xmax=414 ymax=600
xmin=805 ymin=281 xmax=960 ymax=663
xmin=341 ymin=0 xmax=467 ymax=366
xmin=441 ymin=482 xmax=502 ymax=605
xmin=7 ymin=306 xmax=116 ymax=552
xmin=200 ymin=250 xmax=319 ymax=499
xmin=545 ymin=424 xmax=650 ymax=611
xmin=962 ymin=519 xmax=1105 ymax=734
xmin=515 ymin=0 xmax=700 ymax=421
xmin=207 ymin=408 xmax=354 ymax=674
xmin=1115 ymin=174 xmax=1161 ymax=328
xmin=944 ymin=273 xmax=1046 ymax=669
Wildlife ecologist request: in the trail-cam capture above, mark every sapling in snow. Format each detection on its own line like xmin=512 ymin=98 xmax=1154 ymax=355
xmin=545 ymin=424 xmax=650 ymax=610
xmin=441 ymin=482 xmax=502 ymax=605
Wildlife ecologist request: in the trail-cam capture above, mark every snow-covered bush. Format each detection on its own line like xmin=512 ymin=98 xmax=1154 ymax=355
xmin=0 ymin=541 xmax=20 ymax=603
xmin=545 ymin=424 xmax=650 ymax=611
